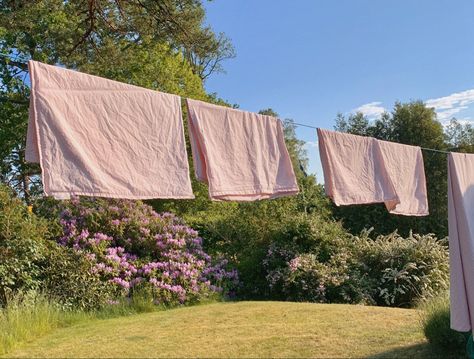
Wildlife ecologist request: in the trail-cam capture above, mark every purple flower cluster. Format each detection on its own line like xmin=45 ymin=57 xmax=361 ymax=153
xmin=55 ymin=197 xmax=238 ymax=305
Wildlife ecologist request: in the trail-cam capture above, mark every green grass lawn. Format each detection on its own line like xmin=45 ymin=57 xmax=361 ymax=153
xmin=3 ymin=301 xmax=449 ymax=358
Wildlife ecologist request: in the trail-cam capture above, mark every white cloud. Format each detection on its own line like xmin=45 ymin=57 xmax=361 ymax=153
xmin=350 ymin=89 xmax=474 ymax=126
xmin=304 ymin=141 xmax=318 ymax=149
xmin=352 ymin=101 xmax=386 ymax=119
xmin=425 ymin=89 xmax=474 ymax=123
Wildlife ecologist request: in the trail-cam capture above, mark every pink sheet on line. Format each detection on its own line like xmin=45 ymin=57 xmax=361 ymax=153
xmin=186 ymin=99 xmax=299 ymax=201
xmin=317 ymin=128 xmax=429 ymax=216
xmin=448 ymin=152 xmax=474 ymax=333
xmin=26 ymin=60 xmax=194 ymax=200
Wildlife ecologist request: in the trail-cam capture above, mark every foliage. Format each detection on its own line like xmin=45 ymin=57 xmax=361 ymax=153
xmin=351 ymin=231 xmax=449 ymax=307
xmin=262 ymin=216 xmax=449 ymax=307
xmin=184 ymin=192 xmax=331 ymax=299
xmin=421 ymin=294 xmax=469 ymax=356
xmin=0 ymin=184 xmax=114 ymax=310
xmin=266 ymin=252 xmax=350 ymax=303
xmin=41 ymin=243 xmax=115 ymax=311
xmin=36 ymin=196 xmax=239 ymax=306
xmin=0 ymin=0 xmax=234 ymax=79
xmin=262 ymin=215 xmax=364 ymax=304
xmin=334 ymin=101 xmax=449 ymax=239
xmin=0 ymin=185 xmax=49 ymax=305
xmin=445 ymin=118 xmax=474 ymax=153
xmin=0 ymin=88 xmax=40 ymax=201
xmin=75 ymin=40 xmax=208 ymax=100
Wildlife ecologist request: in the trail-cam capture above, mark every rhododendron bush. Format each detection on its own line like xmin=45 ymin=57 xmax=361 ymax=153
xmin=40 ymin=197 xmax=238 ymax=306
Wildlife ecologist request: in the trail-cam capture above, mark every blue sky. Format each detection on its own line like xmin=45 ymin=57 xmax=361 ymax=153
xmin=203 ymin=0 xmax=474 ymax=180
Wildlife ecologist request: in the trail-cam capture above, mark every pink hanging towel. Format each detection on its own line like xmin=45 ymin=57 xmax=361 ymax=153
xmin=26 ymin=60 xmax=194 ymax=200
xmin=448 ymin=152 xmax=474 ymax=332
xmin=186 ymin=99 xmax=299 ymax=201
xmin=317 ymin=128 xmax=428 ymax=216
xmin=376 ymin=139 xmax=429 ymax=216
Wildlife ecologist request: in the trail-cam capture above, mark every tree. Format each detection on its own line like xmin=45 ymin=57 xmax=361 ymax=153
xmin=445 ymin=119 xmax=474 ymax=152
xmin=334 ymin=101 xmax=449 ymax=238
xmin=0 ymin=0 xmax=234 ymax=79
xmin=0 ymin=0 xmax=233 ymax=199
xmin=335 ymin=112 xmax=370 ymax=135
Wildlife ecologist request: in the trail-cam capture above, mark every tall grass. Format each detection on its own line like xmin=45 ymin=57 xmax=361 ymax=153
xmin=420 ymin=293 xmax=469 ymax=356
xmin=0 ymin=294 xmax=88 ymax=355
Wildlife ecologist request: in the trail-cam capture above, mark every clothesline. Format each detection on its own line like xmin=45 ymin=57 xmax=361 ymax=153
xmin=0 ymin=53 xmax=452 ymax=156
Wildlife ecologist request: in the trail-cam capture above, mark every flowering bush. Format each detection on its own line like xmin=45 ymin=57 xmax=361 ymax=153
xmin=39 ymin=197 xmax=238 ymax=306
xmin=263 ymin=243 xmax=358 ymax=304
xmin=262 ymin=215 xmax=449 ymax=307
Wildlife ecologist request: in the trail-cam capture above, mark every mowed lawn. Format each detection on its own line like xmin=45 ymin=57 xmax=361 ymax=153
xmin=4 ymin=301 xmax=445 ymax=358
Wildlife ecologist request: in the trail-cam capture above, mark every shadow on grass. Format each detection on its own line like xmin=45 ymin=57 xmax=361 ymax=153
xmin=368 ymin=342 xmax=466 ymax=359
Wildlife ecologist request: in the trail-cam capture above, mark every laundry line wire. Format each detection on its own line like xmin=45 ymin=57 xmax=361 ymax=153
xmin=0 ymin=53 xmax=453 ymax=156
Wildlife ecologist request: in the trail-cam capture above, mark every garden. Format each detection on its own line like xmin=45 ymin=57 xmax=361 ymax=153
xmin=1 ymin=1 xmax=474 ymax=358
xmin=0 ymin=178 xmax=464 ymax=357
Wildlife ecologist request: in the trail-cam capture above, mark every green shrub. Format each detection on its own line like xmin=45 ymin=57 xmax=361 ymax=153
xmin=0 ymin=185 xmax=116 ymax=310
xmin=276 ymin=253 xmax=350 ymax=303
xmin=0 ymin=185 xmax=49 ymax=306
xmin=41 ymin=243 xmax=115 ymax=311
xmin=186 ymin=202 xmax=288 ymax=298
xmin=352 ymin=231 xmax=450 ymax=307
xmin=263 ymin=215 xmax=363 ymax=303
xmin=263 ymin=217 xmax=449 ymax=307
xmin=421 ymin=294 xmax=469 ymax=356
xmin=187 ymin=202 xmax=337 ymax=299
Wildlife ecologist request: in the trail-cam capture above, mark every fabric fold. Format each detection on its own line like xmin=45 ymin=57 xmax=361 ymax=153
xmin=448 ymin=152 xmax=474 ymax=333
xmin=186 ymin=99 xmax=299 ymax=201
xmin=317 ymin=128 xmax=428 ymax=216
xmin=26 ymin=60 xmax=194 ymax=200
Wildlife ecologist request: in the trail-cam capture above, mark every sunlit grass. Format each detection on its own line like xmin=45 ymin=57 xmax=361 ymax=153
xmin=0 ymin=291 xmax=190 ymax=356
xmin=3 ymin=301 xmax=450 ymax=358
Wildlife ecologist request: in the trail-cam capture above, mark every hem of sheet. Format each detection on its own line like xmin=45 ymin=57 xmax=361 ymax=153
xmin=210 ymin=190 xmax=299 ymax=201
xmin=47 ymin=191 xmax=195 ymax=200
xmin=389 ymin=209 xmax=429 ymax=216
xmin=332 ymin=196 xmax=399 ymax=207
xmin=210 ymin=185 xmax=299 ymax=195
xmin=332 ymin=194 xmax=428 ymax=216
